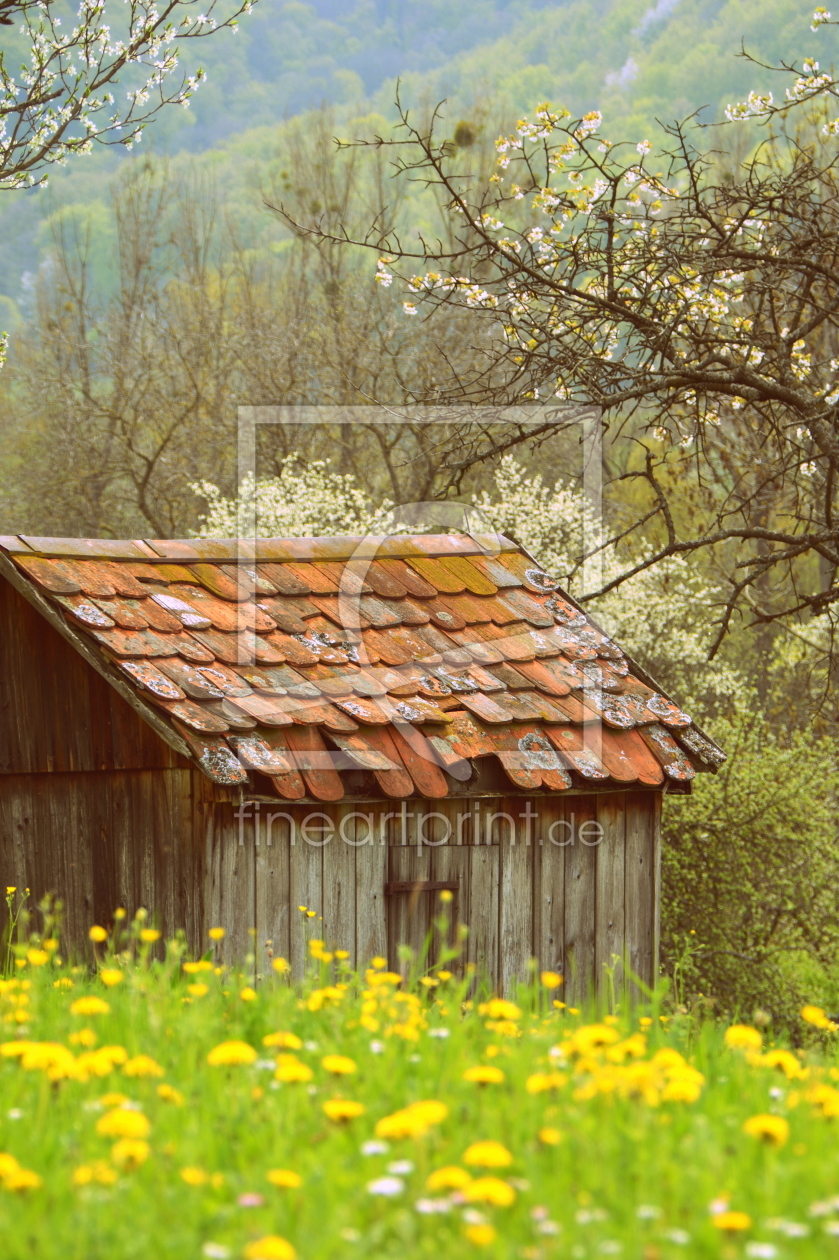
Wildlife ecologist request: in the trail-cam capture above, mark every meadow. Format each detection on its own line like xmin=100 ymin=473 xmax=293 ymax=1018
xmin=1 ymin=893 xmax=838 ymax=1260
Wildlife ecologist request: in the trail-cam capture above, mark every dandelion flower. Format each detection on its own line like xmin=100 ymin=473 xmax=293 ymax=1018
xmin=322 ymin=1099 xmax=364 ymax=1123
xmin=242 ymin=1237 xmax=295 ymax=1260
xmin=181 ymin=1167 xmax=209 ymax=1185
xmin=713 ymin=1211 xmax=752 ymax=1232
xmin=463 ymin=1177 xmax=516 ymax=1207
xmin=207 ymin=1041 xmax=257 ymax=1067
xmin=478 ymin=999 xmax=521 ymax=1021
xmin=123 ymin=1055 xmax=164 ymax=1078
xmin=188 ymin=984 xmax=209 ymax=997
xmin=3 ymin=1166 xmax=42 ymax=1191
xmin=801 ymin=1005 xmax=837 ymax=1030
xmin=26 ymin=950 xmax=48 ymax=967
xmin=725 ymin=1024 xmax=763 ymax=1051
xmin=465 ymin=1223 xmax=497 ymax=1246
xmin=89 ymin=926 xmax=107 ymax=943
xmin=209 ymin=927 xmax=225 ymax=941
xmin=267 ymin=1169 xmax=302 ymax=1188
xmin=743 ymin=1114 xmax=789 ymax=1147
xmin=540 ymin=971 xmax=562 ymax=989
xmin=99 ymin=969 xmax=123 ymax=988
xmin=271 ymin=958 xmax=290 ymax=974
xmin=96 ymin=1109 xmax=151 ymax=1139
xmin=375 ymin=1100 xmax=448 ymax=1139
xmin=463 ymin=1141 xmax=513 ymax=1168
xmin=538 ymin=1127 xmax=561 ymax=1145
xmin=157 ymin=1083 xmax=184 ymax=1106
xmin=526 ymin=1072 xmax=564 ymax=1094
xmin=240 ymin=987 xmax=257 ymax=1002
xmin=263 ymin=1032 xmax=301 ymax=1050
xmin=274 ymin=1055 xmax=313 ymax=1083
xmin=426 ymin=1165 xmax=472 ymax=1191
xmin=463 ymin=1065 xmax=505 ymax=1085
xmin=70 ymin=997 xmax=110 ymax=1017
xmin=322 ymin=1054 xmax=356 ymax=1075
xmin=110 ymin=1138 xmax=150 ymax=1169
xmin=139 ymin=929 xmax=161 ymax=944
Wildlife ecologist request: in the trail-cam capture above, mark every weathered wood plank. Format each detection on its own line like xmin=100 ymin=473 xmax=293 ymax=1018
xmin=289 ymin=807 xmax=324 ymax=978
xmin=653 ymin=791 xmax=662 ymax=986
xmin=595 ymin=793 xmax=626 ymax=1001
xmin=355 ymin=805 xmax=388 ymax=969
xmin=563 ymin=795 xmax=598 ymax=1005
xmin=323 ymin=804 xmax=357 ymax=959
xmin=534 ymin=797 xmax=565 ymax=976
xmin=466 ymin=841 xmax=499 ymax=990
xmin=499 ymin=797 xmax=533 ymax=994
xmin=625 ymin=791 xmax=655 ymax=993
xmin=254 ymin=801 xmax=292 ymax=979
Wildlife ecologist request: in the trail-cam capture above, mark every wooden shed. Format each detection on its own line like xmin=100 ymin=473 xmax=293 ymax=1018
xmin=0 ymin=532 xmax=724 ymax=995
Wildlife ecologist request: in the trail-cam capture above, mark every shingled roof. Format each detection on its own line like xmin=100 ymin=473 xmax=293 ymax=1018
xmin=0 ymin=532 xmax=725 ymax=802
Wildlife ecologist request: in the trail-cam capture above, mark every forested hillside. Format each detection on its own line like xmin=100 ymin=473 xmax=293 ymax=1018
xmin=0 ymin=0 xmax=835 ymax=311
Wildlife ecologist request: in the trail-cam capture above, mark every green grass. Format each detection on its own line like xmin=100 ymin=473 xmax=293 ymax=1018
xmin=0 ymin=903 xmax=838 ymax=1260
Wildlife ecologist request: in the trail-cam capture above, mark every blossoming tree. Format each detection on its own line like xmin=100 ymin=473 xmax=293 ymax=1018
xmin=276 ymin=12 xmax=839 ymax=659
xmin=0 ymin=0 xmax=252 ymax=193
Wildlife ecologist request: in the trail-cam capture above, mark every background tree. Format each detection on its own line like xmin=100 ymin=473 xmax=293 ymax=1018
xmin=0 ymin=0 xmax=252 ymax=193
xmin=277 ymin=18 xmax=839 ymax=688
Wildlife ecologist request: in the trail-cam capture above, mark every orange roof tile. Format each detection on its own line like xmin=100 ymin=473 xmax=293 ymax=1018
xmin=0 ymin=533 xmax=725 ymax=801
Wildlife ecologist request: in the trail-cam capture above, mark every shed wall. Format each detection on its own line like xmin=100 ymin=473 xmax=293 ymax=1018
xmin=0 ymin=578 xmax=180 ymax=774
xmin=213 ymin=792 xmax=661 ymax=996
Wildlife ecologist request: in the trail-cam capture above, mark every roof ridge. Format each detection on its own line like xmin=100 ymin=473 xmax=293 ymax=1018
xmin=2 ymin=533 xmax=521 ymax=563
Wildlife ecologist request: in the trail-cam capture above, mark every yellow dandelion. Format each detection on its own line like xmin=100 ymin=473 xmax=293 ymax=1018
xmin=743 ymin=1114 xmax=789 ymax=1147
xmin=207 ymin=1041 xmax=257 ymax=1067
xmin=426 ymin=1165 xmax=472 ymax=1191
xmin=99 ymin=969 xmax=123 ymax=988
xmin=724 ymin=1024 xmax=763 ymax=1051
xmin=801 ymin=1005 xmax=837 ymax=1030
xmin=463 ymin=1176 xmax=516 ymax=1207
xmin=712 ymin=1211 xmax=752 ymax=1233
xmin=70 ymin=997 xmax=110 ymax=1017
xmin=263 ymin=1032 xmax=302 ymax=1050
xmin=463 ymin=1065 xmax=505 ymax=1085
xmin=89 ymin=926 xmax=107 ymax=943
xmin=123 ymin=1055 xmax=164 ymax=1078
xmin=274 ymin=1055 xmax=313 ymax=1084
xmin=26 ymin=949 xmax=49 ymax=967
xmin=526 ymin=1072 xmax=564 ymax=1094
xmin=465 ymin=1223 xmax=497 ymax=1247
xmin=180 ymin=1166 xmax=208 ymax=1186
xmin=463 ymin=1140 xmax=513 ymax=1168
xmin=540 ymin=971 xmax=563 ymax=989
xmin=272 ymin=958 xmax=291 ymax=974
xmin=188 ymin=984 xmax=209 ymax=998
xmin=242 ymin=1237 xmax=296 ymax=1260
xmin=478 ymin=999 xmax=521 ymax=1021
xmin=139 ymin=929 xmax=161 ymax=944
xmin=110 ymin=1138 xmax=150 ymax=1169
xmin=322 ymin=1098 xmax=364 ymax=1123
xmin=322 ymin=1054 xmax=356 ymax=1076
xmin=240 ymin=987 xmax=257 ymax=1002
xmin=156 ymin=1083 xmax=184 ymax=1106
xmin=266 ymin=1169 xmax=302 ymax=1189
xmin=209 ymin=927 xmax=226 ymax=941
xmin=375 ymin=1100 xmax=448 ymax=1139
xmin=96 ymin=1109 xmax=151 ymax=1140
xmin=3 ymin=1166 xmax=42 ymax=1192
xmin=538 ymin=1126 xmax=561 ymax=1145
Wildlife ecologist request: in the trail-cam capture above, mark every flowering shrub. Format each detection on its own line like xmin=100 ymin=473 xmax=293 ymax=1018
xmin=0 ymin=908 xmax=837 ymax=1257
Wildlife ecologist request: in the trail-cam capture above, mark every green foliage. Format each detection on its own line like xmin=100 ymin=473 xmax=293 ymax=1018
xmin=662 ymin=714 xmax=839 ymax=1030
